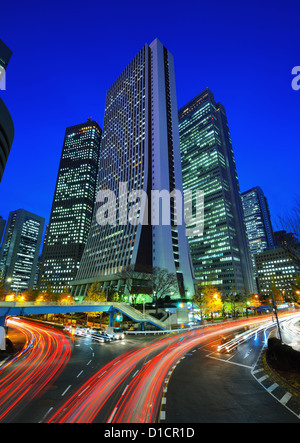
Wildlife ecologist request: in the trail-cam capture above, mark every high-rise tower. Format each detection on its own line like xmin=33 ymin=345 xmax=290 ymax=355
xmin=241 ymin=186 xmax=274 ymax=269
xmin=179 ymin=88 xmax=255 ymax=295
xmin=39 ymin=120 xmax=102 ymax=292
xmin=72 ymin=38 xmax=194 ymax=299
xmin=0 ymin=209 xmax=44 ymax=292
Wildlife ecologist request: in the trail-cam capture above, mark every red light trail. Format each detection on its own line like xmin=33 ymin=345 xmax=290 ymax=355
xmin=0 ymin=318 xmax=72 ymax=422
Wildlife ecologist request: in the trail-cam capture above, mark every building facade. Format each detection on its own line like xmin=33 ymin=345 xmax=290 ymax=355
xmin=255 ymin=246 xmax=299 ymax=300
xmin=0 ymin=217 xmax=5 ymax=246
xmin=0 ymin=39 xmax=12 ymax=82
xmin=39 ymin=119 xmax=102 ymax=292
xmin=178 ymin=88 xmax=255 ymax=296
xmin=0 ymin=209 xmax=45 ymax=292
xmin=72 ymin=38 xmax=194 ymax=299
xmin=241 ymin=186 xmax=274 ymax=269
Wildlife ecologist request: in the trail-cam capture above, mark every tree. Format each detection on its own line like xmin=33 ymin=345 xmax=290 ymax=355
xmin=270 ymin=278 xmax=284 ymax=304
xmin=0 ymin=278 xmax=7 ymax=301
xmin=193 ymin=284 xmax=222 ymax=320
xmin=192 ymin=285 xmax=206 ymax=321
xmin=85 ymin=281 xmax=107 ymax=326
xmin=151 ymin=268 xmax=178 ymax=312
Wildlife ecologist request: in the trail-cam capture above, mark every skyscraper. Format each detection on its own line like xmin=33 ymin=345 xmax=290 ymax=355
xmin=0 ymin=39 xmax=12 ymax=81
xmin=241 ymin=186 xmax=274 ymax=268
xmin=39 ymin=119 xmax=102 ymax=292
xmin=72 ymin=38 xmax=194 ymax=299
xmin=179 ymin=88 xmax=255 ymax=295
xmin=0 ymin=39 xmax=14 ymax=182
xmin=0 ymin=217 xmax=6 ymax=246
xmin=0 ymin=209 xmax=44 ymax=292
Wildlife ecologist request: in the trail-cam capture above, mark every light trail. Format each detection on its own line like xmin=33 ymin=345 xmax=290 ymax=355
xmin=47 ymin=317 xmax=270 ymax=423
xmin=0 ymin=318 xmax=72 ymax=422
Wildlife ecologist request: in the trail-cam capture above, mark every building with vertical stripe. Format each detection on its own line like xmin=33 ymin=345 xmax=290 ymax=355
xmin=72 ymin=38 xmax=194 ymax=299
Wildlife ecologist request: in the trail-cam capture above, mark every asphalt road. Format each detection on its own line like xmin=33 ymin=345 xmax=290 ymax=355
xmin=1 ymin=317 xmax=300 ymax=424
xmin=163 ymin=330 xmax=300 ymax=423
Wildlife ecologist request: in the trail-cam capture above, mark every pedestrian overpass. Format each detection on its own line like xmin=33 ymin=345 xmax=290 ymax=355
xmin=0 ymin=301 xmax=166 ymax=350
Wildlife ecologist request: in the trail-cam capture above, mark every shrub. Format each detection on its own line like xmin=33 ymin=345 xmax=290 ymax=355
xmin=267 ymin=337 xmax=300 ymax=371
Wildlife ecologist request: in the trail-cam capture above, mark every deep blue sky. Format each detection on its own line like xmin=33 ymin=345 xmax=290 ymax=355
xmin=0 ymin=0 xmax=299 ymax=233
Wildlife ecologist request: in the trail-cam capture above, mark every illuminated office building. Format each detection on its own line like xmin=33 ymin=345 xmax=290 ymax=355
xmin=255 ymin=246 xmax=299 ymax=299
xmin=179 ymin=88 xmax=255 ymax=295
xmin=72 ymin=38 xmax=194 ymax=299
xmin=0 ymin=209 xmax=44 ymax=292
xmin=241 ymin=186 xmax=274 ymax=269
xmin=39 ymin=120 xmax=102 ymax=292
xmin=0 ymin=217 xmax=6 ymax=245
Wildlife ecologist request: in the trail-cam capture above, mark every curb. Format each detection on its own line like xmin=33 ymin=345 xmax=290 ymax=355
xmin=251 ymin=347 xmax=300 ymax=420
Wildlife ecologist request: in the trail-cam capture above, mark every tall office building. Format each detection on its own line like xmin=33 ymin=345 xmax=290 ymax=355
xmin=72 ymin=38 xmax=194 ymax=299
xmin=241 ymin=187 xmax=274 ymax=268
xmin=0 ymin=217 xmax=6 ymax=245
xmin=39 ymin=120 xmax=102 ymax=292
xmin=179 ymin=88 xmax=255 ymax=295
xmin=0 ymin=39 xmax=12 ymax=82
xmin=0 ymin=40 xmax=14 ymax=183
xmin=255 ymin=246 xmax=299 ymax=299
xmin=0 ymin=209 xmax=44 ymax=292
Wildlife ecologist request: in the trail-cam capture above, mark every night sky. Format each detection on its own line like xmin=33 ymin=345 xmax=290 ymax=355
xmin=0 ymin=0 xmax=299 ymax=236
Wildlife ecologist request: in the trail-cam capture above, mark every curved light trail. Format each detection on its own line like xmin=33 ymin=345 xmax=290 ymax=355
xmin=0 ymin=318 xmax=72 ymax=422
xmin=48 ymin=318 xmax=266 ymax=423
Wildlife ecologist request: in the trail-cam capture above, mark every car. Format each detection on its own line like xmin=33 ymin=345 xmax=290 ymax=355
xmin=107 ymin=328 xmax=125 ymax=340
xmin=74 ymin=326 xmax=88 ymax=336
xmin=90 ymin=331 xmax=112 ymax=343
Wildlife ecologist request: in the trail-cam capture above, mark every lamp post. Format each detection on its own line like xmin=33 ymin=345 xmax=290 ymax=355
xmin=271 ymin=291 xmax=282 ymax=343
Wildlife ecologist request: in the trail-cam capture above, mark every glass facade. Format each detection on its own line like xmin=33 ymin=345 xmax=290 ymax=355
xmin=72 ymin=39 xmax=194 ymax=299
xmin=0 ymin=209 xmax=44 ymax=292
xmin=39 ymin=120 xmax=102 ymax=292
xmin=241 ymin=187 xmax=274 ymax=270
xmin=179 ymin=88 xmax=255 ymax=295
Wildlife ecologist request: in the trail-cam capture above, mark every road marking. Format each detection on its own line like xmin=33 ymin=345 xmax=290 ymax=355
xmin=162 ymin=397 xmax=166 ymax=404
xmin=206 ymin=354 xmax=253 ymax=369
xmin=258 ymin=374 xmax=269 ymax=383
xmin=87 ymin=360 xmax=92 ymax=365
xmin=267 ymin=383 xmax=279 ymax=392
xmin=280 ymin=392 xmax=292 ymax=405
xmin=122 ymin=385 xmax=129 ymax=396
xmin=61 ymin=385 xmax=72 ymax=397
xmin=160 ymin=411 xmax=166 ymax=420
xmin=39 ymin=407 xmax=53 ymax=423
xmin=132 ymin=370 xmax=139 ymax=378
xmin=77 ymin=370 xmax=83 ymax=378
xmin=108 ymin=407 xmax=118 ymax=423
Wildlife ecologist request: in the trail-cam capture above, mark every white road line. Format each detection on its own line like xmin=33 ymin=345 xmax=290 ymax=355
xmin=122 ymin=385 xmax=129 ymax=396
xmin=160 ymin=411 xmax=166 ymax=420
xmin=87 ymin=360 xmax=92 ymax=365
xmin=280 ymin=392 xmax=292 ymax=405
xmin=61 ymin=385 xmax=72 ymax=397
xmin=132 ymin=370 xmax=139 ymax=378
xmin=39 ymin=407 xmax=53 ymax=423
xmin=77 ymin=370 xmax=83 ymax=378
xmin=108 ymin=407 xmax=118 ymax=423
xmin=258 ymin=375 xmax=269 ymax=383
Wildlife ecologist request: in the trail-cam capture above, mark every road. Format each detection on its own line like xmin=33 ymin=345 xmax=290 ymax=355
xmin=0 ymin=314 xmax=299 ymax=423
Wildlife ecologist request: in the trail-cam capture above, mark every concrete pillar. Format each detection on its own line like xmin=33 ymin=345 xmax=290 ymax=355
xmin=109 ymin=310 xmax=115 ymax=328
